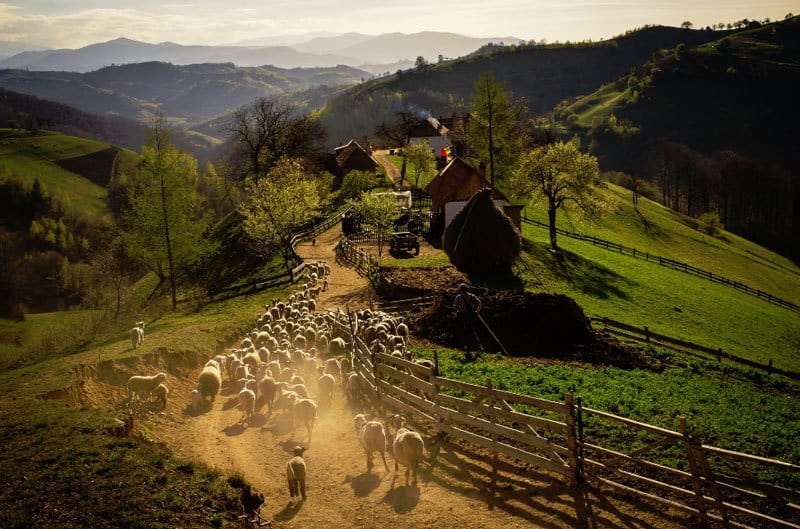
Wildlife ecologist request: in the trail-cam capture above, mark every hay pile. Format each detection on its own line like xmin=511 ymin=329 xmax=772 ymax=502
xmin=412 ymin=289 xmax=654 ymax=369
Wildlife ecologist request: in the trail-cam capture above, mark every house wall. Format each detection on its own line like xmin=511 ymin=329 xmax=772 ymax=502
xmin=409 ymin=135 xmax=448 ymax=153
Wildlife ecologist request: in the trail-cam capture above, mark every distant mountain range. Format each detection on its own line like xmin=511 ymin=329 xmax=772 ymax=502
xmin=0 ymin=62 xmax=370 ymax=126
xmin=0 ymin=32 xmax=523 ymax=74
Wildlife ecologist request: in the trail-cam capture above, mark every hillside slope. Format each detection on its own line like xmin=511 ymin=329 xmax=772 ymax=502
xmin=556 ymin=17 xmax=800 ymax=257
xmin=320 ymin=25 xmax=724 ymax=144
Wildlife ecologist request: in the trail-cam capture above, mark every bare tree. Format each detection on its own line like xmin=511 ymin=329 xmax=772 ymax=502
xmin=225 ymin=97 xmax=325 ymax=181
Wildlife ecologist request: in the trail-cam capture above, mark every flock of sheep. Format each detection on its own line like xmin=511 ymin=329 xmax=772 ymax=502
xmin=125 ymin=259 xmax=428 ymax=505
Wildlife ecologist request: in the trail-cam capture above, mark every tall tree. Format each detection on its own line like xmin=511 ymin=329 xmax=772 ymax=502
xmin=225 ymin=97 xmax=325 ymax=181
xmin=405 ymin=140 xmax=436 ymax=188
xmin=240 ymin=158 xmax=320 ymax=267
xmin=125 ymin=115 xmax=212 ymax=310
xmin=467 ymin=72 xmax=522 ymax=185
xmin=508 ymin=141 xmax=602 ymax=250
xmin=374 ymin=109 xmax=420 ymax=185
xmin=354 ymin=192 xmax=398 ymax=258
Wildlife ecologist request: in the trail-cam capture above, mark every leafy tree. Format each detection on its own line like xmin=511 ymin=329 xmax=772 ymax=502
xmin=467 ymin=72 xmax=523 ymax=185
xmin=125 ymin=116 xmax=212 ymax=311
xmin=415 ymin=56 xmax=429 ymax=70
xmin=339 ymin=170 xmax=377 ymax=200
xmin=225 ymin=97 xmax=325 ymax=181
xmin=508 ymin=141 xmax=602 ymax=250
xmin=92 ymin=235 xmax=135 ymax=320
xmin=354 ymin=192 xmax=398 ymax=258
xmin=405 ymin=140 xmax=436 ymax=188
xmin=681 ymin=20 xmax=693 ymax=29
xmin=698 ymin=211 xmax=724 ymax=236
xmin=240 ymin=158 xmax=320 ymax=267
xmin=374 ymin=108 xmax=420 ymax=185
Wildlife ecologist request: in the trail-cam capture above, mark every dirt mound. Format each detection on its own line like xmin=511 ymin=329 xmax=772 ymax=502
xmin=413 ymin=290 xmax=655 ymax=369
xmin=379 ymin=265 xmax=468 ymax=298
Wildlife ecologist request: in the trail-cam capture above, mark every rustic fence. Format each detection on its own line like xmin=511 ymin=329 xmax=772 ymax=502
xmin=592 ymin=316 xmax=800 ymax=381
xmin=330 ymin=314 xmax=800 ymax=529
xmin=520 ymin=216 xmax=800 ymax=313
xmin=335 ymin=236 xmax=380 ymax=278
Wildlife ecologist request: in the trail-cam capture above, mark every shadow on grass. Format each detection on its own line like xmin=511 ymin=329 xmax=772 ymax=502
xmin=522 ymin=239 xmax=633 ymax=300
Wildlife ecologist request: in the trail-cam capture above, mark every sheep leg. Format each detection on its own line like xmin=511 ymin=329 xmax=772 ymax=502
xmin=380 ymin=450 xmax=390 ymax=473
xmin=299 ymin=480 xmax=306 ymax=501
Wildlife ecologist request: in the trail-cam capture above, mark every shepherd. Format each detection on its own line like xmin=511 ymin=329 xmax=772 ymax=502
xmin=453 ymin=283 xmax=482 ymax=352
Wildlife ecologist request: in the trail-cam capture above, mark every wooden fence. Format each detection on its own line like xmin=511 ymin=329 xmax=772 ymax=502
xmin=592 ymin=316 xmax=800 ymax=381
xmin=335 ymin=236 xmax=380 ymax=278
xmin=520 ymin=216 xmax=800 ymax=313
xmin=331 ymin=314 xmax=800 ymax=529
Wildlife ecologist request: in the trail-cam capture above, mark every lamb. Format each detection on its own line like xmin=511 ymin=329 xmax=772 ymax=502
xmin=154 ymin=383 xmax=169 ymax=408
xmin=354 ymin=414 xmax=390 ymax=472
xmin=292 ymin=398 xmax=318 ymax=440
xmin=127 ymin=372 xmax=167 ymax=401
xmin=190 ymin=389 xmax=202 ymax=411
xmin=389 ymin=415 xmax=425 ymax=485
xmin=286 ymin=446 xmax=307 ymax=501
xmin=130 ymin=325 xmax=144 ymax=349
xmin=197 ymin=366 xmax=222 ymax=402
xmin=238 ymin=388 xmax=256 ymax=423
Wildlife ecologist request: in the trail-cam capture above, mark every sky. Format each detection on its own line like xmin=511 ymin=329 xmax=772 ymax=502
xmin=0 ymin=0 xmax=797 ymax=49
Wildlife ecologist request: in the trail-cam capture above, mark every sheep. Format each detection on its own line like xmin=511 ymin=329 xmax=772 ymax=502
xmin=197 ymin=366 xmax=222 ymax=402
xmin=389 ymin=415 xmax=425 ymax=485
xmin=288 ymin=383 xmax=309 ymax=398
xmin=346 ymin=372 xmax=361 ymax=403
xmin=286 ymin=446 xmax=307 ymax=501
xmin=190 ymin=389 xmax=202 ymax=411
xmin=127 ymin=372 xmax=167 ymax=401
xmin=130 ymin=325 xmax=144 ymax=349
xmin=354 ymin=414 xmax=390 ymax=472
xmin=317 ymin=373 xmax=335 ymax=407
xmin=238 ymin=388 xmax=256 ymax=423
xmin=154 ymin=383 xmax=169 ymax=408
xmin=324 ymin=358 xmax=341 ymax=383
xmin=292 ymin=398 xmax=318 ymax=440
xmin=257 ymin=376 xmax=278 ymax=414
xmin=329 ymin=337 xmax=347 ymax=357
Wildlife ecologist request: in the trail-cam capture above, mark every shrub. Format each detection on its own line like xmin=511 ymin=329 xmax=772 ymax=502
xmin=698 ymin=211 xmax=724 ymax=236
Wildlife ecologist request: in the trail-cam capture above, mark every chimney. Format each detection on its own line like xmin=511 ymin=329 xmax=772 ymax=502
xmin=361 ymin=135 xmax=372 ymax=154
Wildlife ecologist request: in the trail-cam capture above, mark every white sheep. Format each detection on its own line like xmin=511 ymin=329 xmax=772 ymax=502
xmin=389 ymin=415 xmax=425 ymax=485
xmin=190 ymin=389 xmax=202 ymax=411
xmin=130 ymin=325 xmax=144 ymax=349
xmin=286 ymin=446 xmax=307 ymax=501
xmin=238 ymin=388 xmax=256 ymax=423
xmin=197 ymin=366 xmax=222 ymax=402
xmin=127 ymin=372 xmax=167 ymax=401
xmin=258 ymin=376 xmax=278 ymax=414
xmin=354 ymin=414 xmax=390 ymax=472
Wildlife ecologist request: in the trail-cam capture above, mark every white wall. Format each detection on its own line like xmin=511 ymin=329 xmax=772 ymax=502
xmin=409 ymin=135 xmax=448 ymax=153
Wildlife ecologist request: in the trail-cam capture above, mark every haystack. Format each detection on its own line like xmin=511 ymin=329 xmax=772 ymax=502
xmin=442 ymin=188 xmax=521 ymax=275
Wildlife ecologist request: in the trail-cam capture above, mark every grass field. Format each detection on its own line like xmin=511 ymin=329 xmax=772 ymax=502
xmin=389 ymin=153 xmax=439 ymax=189
xmin=0 ymin=129 xmax=114 ymax=219
xmin=411 ymin=346 xmax=800 ymax=483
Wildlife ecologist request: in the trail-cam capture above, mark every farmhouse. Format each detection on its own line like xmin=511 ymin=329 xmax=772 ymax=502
xmin=330 ymin=139 xmax=379 ymax=177
xmin=408 ymin=116 xmax=450 ymax=152
xmin=425 ymin=156 xmax=521 ymax=230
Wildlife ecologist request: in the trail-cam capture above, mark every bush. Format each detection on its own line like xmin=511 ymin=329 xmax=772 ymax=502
xmin=698 ymin=211 xmax=724 ymax=236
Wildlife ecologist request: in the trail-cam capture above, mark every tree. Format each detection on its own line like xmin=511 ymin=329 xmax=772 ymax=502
xmin=414 ymin=56 xmax=429 ymax=70
xmin=467 ymin=72 xmax=523 ymax=185
xmin=240 ymin=158 xmax=320 ymax=267
xmin=92 ymin=235 xmax=135 ymax=320
xmin=125 ymin=115 xmax=212 ymax=311
xmin=405 ymin=140 xmax=436 ymax=188
xmin=354 ymin=192 xmax=398 ymax=258
xmin=508 ymin=141 xmax=602 ymax=250
xmin=681 ymin=20 xmax=693 ymax=29
xmin=225 ymin=97 xmax=325 ymax=181
xmin=374 ymin=109 xmax=420 ymax=185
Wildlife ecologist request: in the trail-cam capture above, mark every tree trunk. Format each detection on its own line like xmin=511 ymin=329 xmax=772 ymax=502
xmin=400 ymin=157 xmax=407 ymax=186
xmin=159 ymin=172 xmax=177 ymax=311
xmin=548 ymin=201 xmax=559 ymax=250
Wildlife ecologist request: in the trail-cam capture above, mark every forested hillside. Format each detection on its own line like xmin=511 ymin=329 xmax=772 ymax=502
xmin=319 ymin=25 xmax=724 ymax=144
xmin=557 ymin=17 xmax=800 ymax=258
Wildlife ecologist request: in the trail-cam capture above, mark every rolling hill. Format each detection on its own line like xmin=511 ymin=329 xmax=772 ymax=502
xmin=319 ymin=25 xmax=726 ymax=145
xmin=554 ymin=17 xmax=800 ymax=258
xmin=0 ymin=61 xmax=370 ymax=126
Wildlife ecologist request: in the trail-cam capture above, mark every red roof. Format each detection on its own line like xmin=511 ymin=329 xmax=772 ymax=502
xmin=425 ymin=156 xmax=507 ymax=209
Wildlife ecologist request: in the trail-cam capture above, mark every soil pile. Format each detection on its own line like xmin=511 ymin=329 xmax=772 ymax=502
xmin=413 ymin=289 xmax=654 ymax=369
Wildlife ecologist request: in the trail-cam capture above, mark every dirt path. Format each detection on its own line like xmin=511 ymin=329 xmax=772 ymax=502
xmin=373 ymin=149 xmax=408 ymax=190
xmin=146 ymin=224 xmax=680 ymax=529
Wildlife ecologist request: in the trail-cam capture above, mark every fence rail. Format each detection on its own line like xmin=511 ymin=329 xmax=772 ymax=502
xmin=335 ymin=236 xmax=380 ymax=278
xmin=331 ymin=312 xmax=800 ymax=529
xmin=520 ymin=216 xmax=800 ymax=313
xmin=592 ymin=316 xmax=800 ymax=381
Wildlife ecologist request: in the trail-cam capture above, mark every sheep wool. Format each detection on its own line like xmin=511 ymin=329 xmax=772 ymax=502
xmin=286 ymin=446 xmax=307 ymax=501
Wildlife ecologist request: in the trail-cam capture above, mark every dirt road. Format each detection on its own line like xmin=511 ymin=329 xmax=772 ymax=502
xmin=147 ymin=225 xmax=678 ymax=529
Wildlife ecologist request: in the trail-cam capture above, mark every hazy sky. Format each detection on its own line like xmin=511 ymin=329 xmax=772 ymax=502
xmin=0 ymin=1 xmax=796 ymax=48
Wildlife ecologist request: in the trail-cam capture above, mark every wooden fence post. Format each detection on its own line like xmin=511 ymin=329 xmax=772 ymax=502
xmin=679 ymin=417 xmax=710 ymax=528
xmin=565 ymin=392 xmax=580 ymax=487
xmin=486 ymin=378 xmax=499 ymax=510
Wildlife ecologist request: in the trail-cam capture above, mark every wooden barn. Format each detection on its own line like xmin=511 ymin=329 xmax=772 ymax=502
xmin=425 ymin=156 xmax=521 ymax=231
xmin=330 ymin=139 xmax=379 ymax=177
